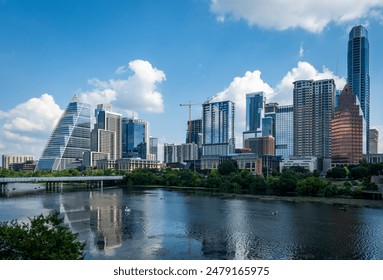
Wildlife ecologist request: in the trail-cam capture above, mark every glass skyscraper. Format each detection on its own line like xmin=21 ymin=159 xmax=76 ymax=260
xmin=122 ymin=117 xmax=148 ymax=159
xmin=348 ymin=25 xmax=370 ymax=154
xmin=275 ymin=105 xmax=293 ymax=158
xmin=244 ymin=92 xmax=265 ymax=140
xmin=37 ymin=95 xmax=91 ymax=171
xmin=331 ymin=84 xmax=363 ymax=164
xmin=202 ymin=100 xmax=235 ymax=156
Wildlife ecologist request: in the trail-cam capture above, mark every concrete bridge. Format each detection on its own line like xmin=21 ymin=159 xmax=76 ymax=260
xmin=0 ymin=176 xmax=124 ymax=191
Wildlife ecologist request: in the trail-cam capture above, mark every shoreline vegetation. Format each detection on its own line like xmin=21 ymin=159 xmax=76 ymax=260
xmin=1 ymin=159 xmax=382 ymax=208
xmin=132 ymin=185 xmax=383 ymax=209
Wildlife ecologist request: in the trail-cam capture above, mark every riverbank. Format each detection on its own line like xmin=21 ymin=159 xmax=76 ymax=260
xmin=132 ymin=185 xmax=383 ymax=209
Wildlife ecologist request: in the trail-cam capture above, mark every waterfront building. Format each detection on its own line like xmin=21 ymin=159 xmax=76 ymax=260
xmin=163 ymin=143 xmax=178 ymax=163
xmin=243 ymin=92 xmax=265 ymax=141
xmin=275 ymin=105 xmax=294 ymax=158
xmin=369 ymin=129 xmax=379 ymax=154
xmin=36 ymin=95 xmax=91 ymax=171
xmin=9 ymin=161 xmax=36 ymax=172
xmin=348 ymin=25 xmax=370 ymax=153
xmin=244 ymin=135 xmax=275 ymax=156
xmin=293 ymin=79 xmax=335 ymax=171
xmin=201 ymin=154 xmax=262 ymax=175
xmin=264 ymin=102 xmax=278 ymax=137
xmin=364 ymin=153 xmax=383 ymax=163
xmin=149 ymin=137 xmax=158 ymax=161
xmin=122 ymin=117 xmax=149 ymax=159
xmin=280 ymin=156 xmax=318 ymax=173
xmin=331 ymin=85 xmax=363 ymax=165
xmin=115 ymin=158 xmax=162 ymax=172
xmin=91 ymin=104 xmax=122 ymax=161
xmin=1 ymin=155 xmax=34 ymax=170
xmin=202 ymin=100 xmax=235 ymax=156
xmin=83 ymin=151 xmax=109 ymax=168
xmin=186 ymin=119 xmax=202 ymax=144
xmin=163 ymin=143 xmax=198 ymax=164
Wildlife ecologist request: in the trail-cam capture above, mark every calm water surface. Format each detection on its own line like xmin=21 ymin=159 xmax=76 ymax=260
xmin=1 ymin=183 xmax=383 ymax=260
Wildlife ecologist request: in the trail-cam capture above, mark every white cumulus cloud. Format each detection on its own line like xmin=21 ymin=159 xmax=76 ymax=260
xmin=210 ymin=0 xmax=383 ymax=32
xmin=81 ymin=59 xmax=166 ymax=115
xmin=0 ymin=93 xmax=63 ymax=159
xmin=212 ymin=61 xmax=346 ymax=146
xmin=211 ymin=69 xmax=274 ymax=146
xmin=272 ymin=61 xmax=346 ymax=105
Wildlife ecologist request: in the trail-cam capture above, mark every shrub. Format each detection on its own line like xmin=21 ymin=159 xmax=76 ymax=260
xmin=0 ymin=211 xmax=85 ymax=260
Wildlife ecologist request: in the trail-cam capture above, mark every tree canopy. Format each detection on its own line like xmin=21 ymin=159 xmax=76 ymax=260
xmin=0 ymin=211 xmax=85 ymax=260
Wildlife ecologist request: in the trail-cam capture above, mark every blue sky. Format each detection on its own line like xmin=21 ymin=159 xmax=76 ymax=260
xmin=1 ymin=0 xmax=383 ymax=162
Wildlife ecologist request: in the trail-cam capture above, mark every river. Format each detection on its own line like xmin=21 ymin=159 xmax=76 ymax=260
xmin=1 ymin=183 xmax=382 ymax=260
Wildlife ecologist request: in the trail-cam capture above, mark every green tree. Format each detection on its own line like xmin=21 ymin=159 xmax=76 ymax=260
xmin=326 ymin=166 xmax=347 ymax=179
xmin=278 ymin=169 xmax=299 ymax=195
xmin=217 ymin=160 xmax=238 ymax=176
xmin=0 ymin=211 xmax=85 ymax=260
xmin=249 ymin=175 xmax=267 ymax=194
xmin=296 ymin=176 xmax=326 ymax=197
xmin=349 ymin=166 xmax=369 ymax=180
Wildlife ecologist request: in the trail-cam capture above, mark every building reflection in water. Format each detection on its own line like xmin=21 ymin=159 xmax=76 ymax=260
xmin=89 ymin=191 xmax=123 ymax=252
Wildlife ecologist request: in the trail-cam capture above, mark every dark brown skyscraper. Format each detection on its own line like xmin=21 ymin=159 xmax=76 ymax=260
xmin=331 ymin=84 xmax=363 ymax=164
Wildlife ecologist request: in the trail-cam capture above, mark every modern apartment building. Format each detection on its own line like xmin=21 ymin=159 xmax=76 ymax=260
xmin=149 ymin=137 xmax=158 ymax=161
xmin=163 ymin=143 xmax=198 ymax=164
xmin=1 ymin=155 xmax=34 ymax=169
xmin=186 ymin=119 xmax=202 ymax=145
xmin=293 ymin=79 xmax=335 ymax=170
xmin=91 ymin=104 xmax=122 ymax=161
xmin=36 ymin=95 xmax=91 ymax=171
xmin=202 ymin=100 xmax=235 ymax=156
xmin=348 ymin=25 xmax=370 ymax=153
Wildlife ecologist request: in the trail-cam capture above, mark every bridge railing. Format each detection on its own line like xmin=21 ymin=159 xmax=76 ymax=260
xmin=0 ymin=176 xmax=124 ymax=183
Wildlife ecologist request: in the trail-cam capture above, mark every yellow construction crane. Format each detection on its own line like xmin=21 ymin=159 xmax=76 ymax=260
xmin=180 ymin=101 xmax=201 ymax=143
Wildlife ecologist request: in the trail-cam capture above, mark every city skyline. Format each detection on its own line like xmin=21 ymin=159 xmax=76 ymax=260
xmin=1 ymin=0 xmax=383 ymax=164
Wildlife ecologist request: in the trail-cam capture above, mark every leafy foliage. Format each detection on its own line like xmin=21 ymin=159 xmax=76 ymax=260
xmin=0 ymin=211 xmax=85 ymax=260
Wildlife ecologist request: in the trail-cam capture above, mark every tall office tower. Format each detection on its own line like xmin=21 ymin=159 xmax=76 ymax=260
xmin=163 ymin=143 xmax=178 ymax=163
xmin=293 ymin=79 xmax=335 ymax=169
xmin=149 ymin=137 xmax=158 ymax=161
xmin=122 ymin=117 xmax=149 ymax=159
xmin=331 ymin=84 xmax=363 ymax=164
xmin=91 ymin=104 xmax=122 ymax=160
xmin=37 ymin=95 xmax=91 ymax=171
xmin=348 ymin=25 xmax=370 ymax=153
xmin=186 ymin=118 xmax=203 ymax=159
xmin=186 ymin=119 xmax=202 ymax=144
xmin=263 ymin=102 xmax=278 ymax=137
xmin=243 ymin=92 xmax=265 ymax=141
xmin=369 ymin=129 xmax=379 ymax=154
xmin=202 ymin=100 xmax=235 ymax=156
xmin=275 ymin=105 xmax=294 ymax=158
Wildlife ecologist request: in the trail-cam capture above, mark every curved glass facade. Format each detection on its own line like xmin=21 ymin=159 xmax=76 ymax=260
xmin=347 ymin=25 xmax=370 ymax=153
